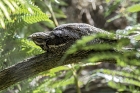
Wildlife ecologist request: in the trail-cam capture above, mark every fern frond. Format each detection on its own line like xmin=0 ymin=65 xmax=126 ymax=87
xmin=0 ymin=0 xmax=52 ymax=29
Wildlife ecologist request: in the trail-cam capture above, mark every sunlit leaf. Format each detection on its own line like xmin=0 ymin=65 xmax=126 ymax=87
xmin=127 ymin=4 xmax=140 ymax=12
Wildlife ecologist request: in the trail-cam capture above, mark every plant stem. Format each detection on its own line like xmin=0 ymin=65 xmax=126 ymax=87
xmin=71 ymin=65 xmax=81 ymax=93
xmin=45 ymin=0 xmax=59 ymax=27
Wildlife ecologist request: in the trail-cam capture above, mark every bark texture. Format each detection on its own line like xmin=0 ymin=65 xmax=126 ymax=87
xmin=0 ymin=51 xmax=90 ymax=90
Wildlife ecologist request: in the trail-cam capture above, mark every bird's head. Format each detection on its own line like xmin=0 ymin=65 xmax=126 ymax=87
xmin=28 ymin=31 xmax=54 ymax=51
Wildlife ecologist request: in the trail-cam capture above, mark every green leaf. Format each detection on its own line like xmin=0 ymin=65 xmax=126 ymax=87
xmin=16 ymin=5 xmax=52 ymax=24
xmin=106 ymin=0 xmax=111 ymax=3
xmin=47 ymin=66 xmax=69 ymax=77
xmin=127 ymin=4 xmax=140 ymax=12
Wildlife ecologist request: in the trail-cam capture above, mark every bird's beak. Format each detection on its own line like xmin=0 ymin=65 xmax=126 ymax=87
xmin=27 ymin=35 xmax=33 ymax=40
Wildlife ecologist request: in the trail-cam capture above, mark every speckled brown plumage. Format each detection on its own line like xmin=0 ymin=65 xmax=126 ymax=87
xmin=29 ymin=23 xmax=113 ymax=52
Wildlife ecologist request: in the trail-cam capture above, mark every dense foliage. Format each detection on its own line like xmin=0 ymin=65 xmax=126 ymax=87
xmin=0 ymin=0 xmax=140 ymax=93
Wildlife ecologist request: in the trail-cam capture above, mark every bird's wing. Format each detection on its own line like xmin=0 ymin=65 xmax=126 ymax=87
xmin=52 ymin=23 xmax=93 ymax=39
xmin=48 ymin=23 xmax=112 ymax=46
xmin=52 ymin=23 xmax=111 ymax=39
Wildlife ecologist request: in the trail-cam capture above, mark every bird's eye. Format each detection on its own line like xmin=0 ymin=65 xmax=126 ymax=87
xmin=35 ymin=38 xmax=43 ymax=43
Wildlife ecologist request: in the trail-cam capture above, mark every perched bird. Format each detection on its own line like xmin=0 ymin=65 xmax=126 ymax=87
xmin=29 ymin=23 xmax=113 ymax=52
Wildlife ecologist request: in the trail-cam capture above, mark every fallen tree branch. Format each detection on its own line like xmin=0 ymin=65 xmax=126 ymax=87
xmin=0 ymin=51 xmax=89 ymax=90
xmin=0 ymin=43 xmax=136 ymax=90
